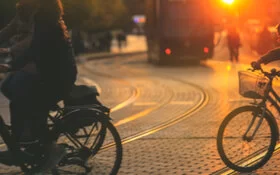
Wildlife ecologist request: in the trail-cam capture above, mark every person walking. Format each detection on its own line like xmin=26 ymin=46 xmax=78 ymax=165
xmin=117 ymin=31 xmax=127 ymax=51
xmin=227 ymin=26 xmax=241 ymax=62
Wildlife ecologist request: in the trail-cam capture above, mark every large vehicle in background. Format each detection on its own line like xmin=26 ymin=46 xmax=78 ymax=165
xmin=145 ymin=0 xmax=215 ymax=64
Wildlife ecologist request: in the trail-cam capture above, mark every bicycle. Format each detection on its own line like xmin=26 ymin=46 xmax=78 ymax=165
xmin=0 ymin=85 xmax=123 ymax=175
xmin=217 ymin=63 xmax=280 ymax=172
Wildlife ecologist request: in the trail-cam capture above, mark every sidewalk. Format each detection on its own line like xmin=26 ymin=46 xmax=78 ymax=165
xmin=80 ymin=35 xmax=147 ymax=61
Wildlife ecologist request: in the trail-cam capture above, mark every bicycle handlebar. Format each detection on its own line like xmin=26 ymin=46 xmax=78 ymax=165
xmin=250 ymin=61 xmax=280 ymax=79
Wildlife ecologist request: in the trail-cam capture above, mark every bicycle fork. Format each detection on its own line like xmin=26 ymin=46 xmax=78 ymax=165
xmin=243 ymin=108 xmax=266 ymax=142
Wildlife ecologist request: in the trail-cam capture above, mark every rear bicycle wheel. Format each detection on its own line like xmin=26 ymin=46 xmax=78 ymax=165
xmin=57 ymin=110 xmax=107 ymax=153
xmin=54 ymin=110 xmax=107 ymax=174
xmin=54 ymin=109 xmax=122 ymax=175
xmin=87 ymin=120 xmax=122 ymax=175
xmin=217 ymin=106 xmax=278 ymax=172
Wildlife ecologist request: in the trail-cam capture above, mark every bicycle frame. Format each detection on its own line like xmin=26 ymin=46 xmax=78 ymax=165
xmin=0 ymin=104 xmax=110 ymax=171
xmin=257 ymin=75 xmax=280 ymax=112
xmin=265 ymin=87 xmax=280 ymax=112
xmin=48 ymin=105 xmax=110 ymax=149
xmin=244 ymin=77 xmax=280 ymax=141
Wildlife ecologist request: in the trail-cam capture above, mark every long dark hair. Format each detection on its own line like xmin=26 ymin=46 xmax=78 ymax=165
xmin=37 ymin=0 xmax=70 ymax=39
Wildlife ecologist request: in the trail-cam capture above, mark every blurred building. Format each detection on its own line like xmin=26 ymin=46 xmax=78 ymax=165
xmin=123 ymin=0 xmax=145 ymax=15
xmin=268 ymin=0 xmax=280 ymax=23
xmin=240 ymin=0 xmax=280 ymax=24
xmin=123 ymin=0 xmax=145 ymax=33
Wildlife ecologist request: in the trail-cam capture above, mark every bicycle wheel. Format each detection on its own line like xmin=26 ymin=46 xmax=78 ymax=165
xmin=53 ymin=110 xmax=107 ymax=174
xmin=217 ymin=106 xmax=278 ymax=172
xmin=86 ymin=120 xmax=123 ymax=175
xmin=55 ymin=113 xmax=122 ymax=175
xmin=57 ymin=110 xmax=107 ymax=154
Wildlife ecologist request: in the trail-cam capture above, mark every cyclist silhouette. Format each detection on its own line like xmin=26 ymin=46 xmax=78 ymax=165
xmin=0 ymin=0 xmax=77 ymax=171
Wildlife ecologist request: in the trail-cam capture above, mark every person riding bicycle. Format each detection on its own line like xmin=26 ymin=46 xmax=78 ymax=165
xmin=253 ymin=24 xmax=280 ymax=68
xmin=0 ymin=0 xmax=77 ymax=171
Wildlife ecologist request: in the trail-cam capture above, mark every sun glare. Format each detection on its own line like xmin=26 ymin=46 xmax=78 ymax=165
xmin=222 ymin=0 xmax=234 ymax=5
xmin=226 ymin=65 xmax=231 ymax=71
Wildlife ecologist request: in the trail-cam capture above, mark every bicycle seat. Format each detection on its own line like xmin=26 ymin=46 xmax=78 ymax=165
xmin=68 ymin=85 xmax=99 ymax=98
xmin=64 ymin=85 xmax=101 ymax=107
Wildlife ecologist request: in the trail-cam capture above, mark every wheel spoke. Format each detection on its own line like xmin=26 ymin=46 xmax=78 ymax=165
xmin=55 ymin=109 xmax=122 ymax=174
xmin=84 ymin=122 xmax=97 ymax=146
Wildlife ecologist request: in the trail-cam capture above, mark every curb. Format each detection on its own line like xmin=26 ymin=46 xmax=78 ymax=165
xmin=84 ymin=51 xmax=147 ymax=61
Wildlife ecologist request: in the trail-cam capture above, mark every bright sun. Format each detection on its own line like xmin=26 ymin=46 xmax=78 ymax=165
xmin=222 ymin=0 xmax=234 ymax=4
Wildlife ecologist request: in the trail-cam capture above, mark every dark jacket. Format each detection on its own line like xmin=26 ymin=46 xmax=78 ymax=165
xmin=227 ymin=31 xmax=241 ymax=49
xmin=0 ymin=14 xmax=33 ymax=58
xmin=259 ymin=47 xmax=280 ymax=64
xmin=9 ymin=11 xmax=77 ymax=90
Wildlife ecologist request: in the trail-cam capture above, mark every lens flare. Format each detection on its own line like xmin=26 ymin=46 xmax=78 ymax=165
xmin=222 ymin=0 xmax=234 ymax=5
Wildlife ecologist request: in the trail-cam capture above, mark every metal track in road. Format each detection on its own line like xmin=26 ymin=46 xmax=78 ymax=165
xmin=82 ymin=63 xmax=177 ymax=127
xmin=82 ymin=58 xmax=209 ymax=149
xmin=121 ymin=81 xmax=208 ymax=144
xmin=212 ymin=144 xmax=280 ymax=175
xmin=81 ymin=64 xmax=141 ymax=114
xmin=98 ymin=78 xmax=208 ymax=153
xmin=84 ymin=54 xmax=280 ymax=174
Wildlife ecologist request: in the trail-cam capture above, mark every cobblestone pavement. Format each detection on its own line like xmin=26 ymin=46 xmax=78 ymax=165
xmin=114 ymin=55 xmax=280 ymax=175
xmin=2 ymin=33 xmax=280 ymax=174
xmin=101 ymin=55 xmax=248 ymax=175
xmin=0 ymin=55 xmax=205 ymax=174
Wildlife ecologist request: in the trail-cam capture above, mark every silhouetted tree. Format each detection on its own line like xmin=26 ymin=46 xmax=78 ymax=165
xmin=82 ymin=0 xmax=129 ymax=32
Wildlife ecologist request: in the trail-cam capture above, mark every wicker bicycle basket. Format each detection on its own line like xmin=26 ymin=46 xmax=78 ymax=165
xmin=238 ymin=71 xmax=269 ymax=99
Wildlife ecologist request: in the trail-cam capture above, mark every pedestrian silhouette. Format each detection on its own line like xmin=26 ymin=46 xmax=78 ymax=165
xmin=117 ymin=31 xmax=127 ymax=51
xmin=227 ymin=26 xmax=241 ymax=62
xmin=256 ymin=25 xmax=274 ymax=55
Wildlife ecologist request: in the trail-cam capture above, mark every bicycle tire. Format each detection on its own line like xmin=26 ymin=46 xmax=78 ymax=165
xmin=217 ymin=106 xmax=278 ymax=172
xmin=56 ymin=109 xmax=107 ymax=152
xmin=54 ymin=110 xmax=122 ymax=175
xmin=88 ymin=120 xmax=123 ymax=175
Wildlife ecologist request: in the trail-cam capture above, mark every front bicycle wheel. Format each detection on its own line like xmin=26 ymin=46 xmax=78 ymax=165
xmin=217 ymin=106 xmax=278 ymax=172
